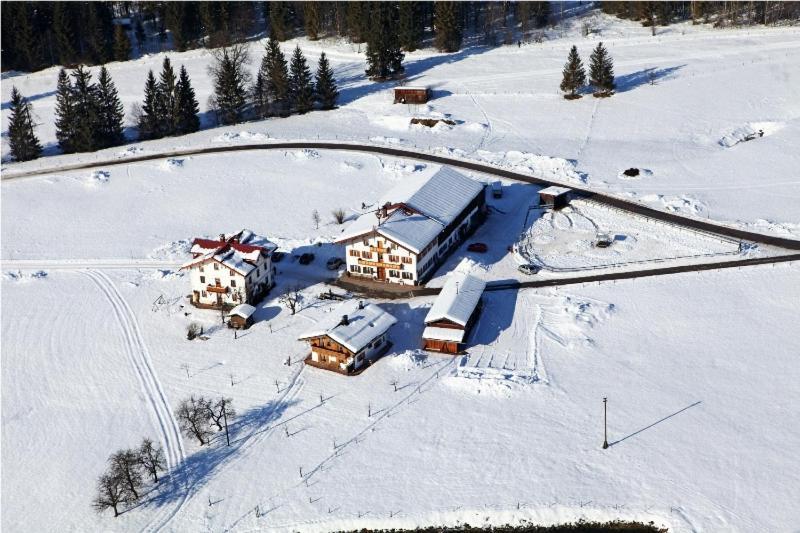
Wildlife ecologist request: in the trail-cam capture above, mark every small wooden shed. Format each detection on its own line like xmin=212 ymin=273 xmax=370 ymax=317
xmin=394 ymin=86 xmax=430 ymax=104
xmin=422 ymin=271 xmax=486 ymax=354
xmin=539 ymin=186 xmax=572 ymax=210
xmin=228 ymin=303 xmax=256 ymax=329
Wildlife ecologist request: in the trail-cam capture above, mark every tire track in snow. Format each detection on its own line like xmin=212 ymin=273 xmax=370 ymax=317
xmin=82 ymin=270 xmax=185 ymax=469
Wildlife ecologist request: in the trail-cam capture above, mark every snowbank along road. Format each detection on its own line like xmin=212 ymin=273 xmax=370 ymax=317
xmin=4 ymin=141 xmax=800 ymax=251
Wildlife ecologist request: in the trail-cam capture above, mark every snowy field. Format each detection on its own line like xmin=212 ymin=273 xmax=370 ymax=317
xmin=3 ymin=9 xmax=800 ymax=533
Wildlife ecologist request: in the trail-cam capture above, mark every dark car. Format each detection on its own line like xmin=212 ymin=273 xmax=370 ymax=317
xmin=272 ymin=251 xmax=285 ymax=262
xmin=299 ymin=253 xmax=315 ymax=265
xmin=326 ymin=257 xmax=344 ymax=270
xmin=467 ymin=242 xmax=488 ymax=253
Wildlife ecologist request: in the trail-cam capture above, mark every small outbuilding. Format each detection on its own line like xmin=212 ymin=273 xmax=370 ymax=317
xmin=228 ymin=303 xmax=256 ymax=329
xmin=422 ymin=271 xmax=486 ymax=354
xmin=394 ymin=86 xmax=430 ymax=104
xmin=299 ymin=300 xmax=397 ymax=375
xmin=538 ymin=186 xmax=572 ymax=210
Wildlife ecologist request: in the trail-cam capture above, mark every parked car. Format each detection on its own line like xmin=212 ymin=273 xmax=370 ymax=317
xmin=272 ymin=251 xmax=285 ymax=262
xmin=518 ymin=264 xmax=540 ymax=276
xmin=467 ymin=242 xmax=488 ymax=253
xmin=326 ymin=257 xmax=344 ymax=270
xmin=299 ymin=253 xmax=315 ymax=265
xmin=595 ymin=232 xmax=613 ymax=248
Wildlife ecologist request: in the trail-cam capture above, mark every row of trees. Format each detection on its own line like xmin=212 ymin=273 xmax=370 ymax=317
xmin=93 ymin=438 xmax=165 ymax=517
xmin=136 ymin=58 xmax=200 ymax=141
xmin=560 ymin=43 xmax=616 ymax=99
xmin=209 ymin=39 xmax=339 ymax=126
xmin=602 ymin=1 xmax=800 ymax=29
xmin=55 ymin=66 xmax=125 ymax=153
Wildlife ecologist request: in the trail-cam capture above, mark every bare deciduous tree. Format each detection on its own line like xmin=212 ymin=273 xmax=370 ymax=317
xmin=138 ymin=438 xmax=166 ymax=483
xmin=109 ymin=449 xmax=144 ymax=502
xmin=93 ymin=473 xmax=126 ymax=517
xmin=206 ymin=397 xmax=236 ymax=432
xmin=331 ymin=208 xmax=346 ymax=225
xmin=278 ymin=285 xmax=302 ymax=315
xmin=176 ymin=396 xmax=213 ymax=445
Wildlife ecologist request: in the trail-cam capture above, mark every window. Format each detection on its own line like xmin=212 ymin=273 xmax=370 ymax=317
xmin=350 ymin=265 xmax=361 ymax=273
xmin=388 ymin=255 xmax=399 ymax=263
xmin=231 ymin=279 xmax=237 ymax=288
xmin=349 ymin=249 xmax=360 ymax=257
xmin=391 ymin=243 xmax=398 ymax=250
xmin=230 ymin=269 xmax=235 ymax=276
xmin=213 ymin=263 xmax=219 ymax=270
xmin=389 ymin=270 xmax=399 ymax=278
xmin=362 ymin=266 xmax=374 ymax=275
xmin=199 ymin=265 xmax=205 ymax=272
xmin=401 ymin=257 xmax=413 ymax=264
xmin=201 ymin=290 xmax=207 ymax=297
xmin=402 ymin=272 xmax=413 ymax=280
xmin=328 ymin=355 xmax=337 ymax=363
xmin=361 ymin=250 xmax=372 ymax=259
xmin=200 ymin=275 xmax=206 ymax=283
xmin=363 ymin=239 xmax=369 ymax=246
xmin=215 ymin=278 xmax=221 ymax=286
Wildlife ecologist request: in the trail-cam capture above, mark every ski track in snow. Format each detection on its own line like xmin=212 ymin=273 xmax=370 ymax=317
xmin=82 ymin=270 xmax=185 ymax=469
xmin=153 ymin=364 xmax=308 ymax=533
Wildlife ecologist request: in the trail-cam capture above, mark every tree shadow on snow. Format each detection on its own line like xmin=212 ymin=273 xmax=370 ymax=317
xmin=143 ymin=396 xmax=301 ymax=508
xmin=1 ymin=89 xmax=56 ymax=110
xmin=614 ymin=65 xmax=685 ymax=93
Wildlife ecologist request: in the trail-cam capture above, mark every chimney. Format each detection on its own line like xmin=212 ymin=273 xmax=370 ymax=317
xmin=341 ymin=315 xmax=349 ymax=326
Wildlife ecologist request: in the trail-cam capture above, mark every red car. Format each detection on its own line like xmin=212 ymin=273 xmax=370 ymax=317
xmin=467 ymin=242 xmax=488 ymax=253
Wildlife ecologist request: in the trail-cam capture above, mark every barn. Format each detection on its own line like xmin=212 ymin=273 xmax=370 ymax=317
xmin=538 ymin=186 xmax=572 ymax=210
xmin=227 ymin=303 xmax=256 ymax=329
xmin=299 ymin=300 xmax=397 ymax=375
xmin=394 ymin=86 xmax=430 ymax=104
xmin=422 ymin=271 xmax=486 ymax=354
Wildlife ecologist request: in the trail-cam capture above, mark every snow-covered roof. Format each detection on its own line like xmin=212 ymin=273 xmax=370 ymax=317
xmin=181 ymin=229 xmax=276 ymax=275
xmin=539 ymin=186 xmax=571 ymax=197
xmin=422 ymin=326 xmax=465 ymax=343
xmin=298 ymin=300 xmax=397 ymax=354
xmin=396 ymin=86 xmax=428 ymax=91
xmin=336 ymin=167 xmax=485 ymax=253
xmin=424 ymin=271 xmax=486 ymax=327
xmin=229 ymin=304 xmax=256 ymax=319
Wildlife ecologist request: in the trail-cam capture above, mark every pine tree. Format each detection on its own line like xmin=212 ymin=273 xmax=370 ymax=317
xmin=156 ymin=57 xmax=178 ymax=135
xmin=266 ymin=37 xmax=290 ymax=116
xmin=398 ymin=2 xmax=422 ymax=52
xmin=138 ymin=70 xmax=161 ymax=140
xmin=113 ymin=25 xmax=132 ymax=62
xmin=70 ymin=66 xmax=99 ymax=152
xmin=87 ymin=3 xmax=113 ymax=65
xmin=314 ymin=51 xmax=339 ymax=110
xmin=365 ymin=3 xmax=404 ymax=80
xmin=55 ymin=69 xmax=77 ymax=153
xmin=94 ymin=66 xmax=125 ymax=148
xmin=7 ymin=87 xmax=42 ymax=162
xmin=210 ymin=45 xmax=251 ymax=125
xmin=288 ymin=46 xmax=314 ymax=114
xmin=52 ymin=2 xmax=78 ymax=66
xmin=346 ymin=2 xmax=370 ymax=43
xmin=13 ymin=4 xmax=41 ymax=71
xmin=165 ymin=2 xmax=188 ymax=52
xmin=175 ymin=66 xmax=200 ymax=134
xmin=560 ymin=45 xmax=586 ymax=99
xmin=589 ymin=42 xmax=615 ymax=96
xmin=304 ymin=2 xmax=321 ymax=41
xmin=270 ymin=2 xmax=290 ymax=41
xmin=434 ymin=1 xmax=463 ymax=53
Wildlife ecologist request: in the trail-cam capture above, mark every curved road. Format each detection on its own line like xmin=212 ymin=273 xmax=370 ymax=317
xmin=3 ymin=141 xmax=800 ymax=251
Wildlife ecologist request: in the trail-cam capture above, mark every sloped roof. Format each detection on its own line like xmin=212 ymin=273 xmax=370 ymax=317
xmin=539 ymin=185 xmax=571 ymax=196
xmin=424 ymin=271 xmax=486 ymax=327
xmin=181 ymin=229 xmax=276 ymax=275
xmin=298 ymin=300 xmax=397 ymax=354
xmin=229 ymin=303 xmax=256 ymax=319
xmin=422 ymin=326 xmax=465 ymax=343
xmin=336 ymin=167 xmax=485 ymax=253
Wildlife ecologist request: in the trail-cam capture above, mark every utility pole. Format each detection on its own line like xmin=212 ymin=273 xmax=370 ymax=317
xmin=602 ymin=397 xmax=609 ymax=449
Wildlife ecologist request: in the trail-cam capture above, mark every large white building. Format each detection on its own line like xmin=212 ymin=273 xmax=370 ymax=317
xmin=335 ymin=167 xmax=487 ymax=286
xmin=180 ymin=229 xmax=277 ymax=309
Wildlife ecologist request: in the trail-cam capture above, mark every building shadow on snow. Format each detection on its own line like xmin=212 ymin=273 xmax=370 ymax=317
xmin=467 ymin=289 xmax=518 ymax=346
xmin=615 ymin=65 xmax=685 ymax=93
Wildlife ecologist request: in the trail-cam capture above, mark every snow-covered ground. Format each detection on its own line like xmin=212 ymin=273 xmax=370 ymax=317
xmin=2 ymin=9 xmax=800 ymax=533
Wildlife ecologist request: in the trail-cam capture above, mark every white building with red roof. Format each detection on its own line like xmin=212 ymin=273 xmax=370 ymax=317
xmin=180 ymin=229 xmax=277 ymax=309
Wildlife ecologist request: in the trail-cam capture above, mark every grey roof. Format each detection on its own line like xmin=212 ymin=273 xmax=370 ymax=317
xmin=539 ymin=185 xmax=571 ymax=196
xmin=298 ymin=300 xmax=397 ymax=354
xmin=424 ymin=271 xmax=486 ymax=327
xmin=336 ymin=167 xmax=485 ymax=253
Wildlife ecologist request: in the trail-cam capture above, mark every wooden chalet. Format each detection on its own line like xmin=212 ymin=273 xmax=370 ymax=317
xmin=228 ymin=303 xmax=256 ymax=329
xmin=299 ymin=300 xmax=397 ymax=375
xmin=394 ymin=86 xmax=430 ymax=104
xmin=422 ymin=270 xmax=486 ymax=354
xmin=538 ymin=186 xmax=572 ymax=210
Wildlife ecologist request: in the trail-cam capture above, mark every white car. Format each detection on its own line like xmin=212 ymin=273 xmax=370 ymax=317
xmin=518 ymin=264 xmax=540 ymax=275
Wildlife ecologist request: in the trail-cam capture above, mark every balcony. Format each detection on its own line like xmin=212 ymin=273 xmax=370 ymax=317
xmin=207 ymin=285 xmax=229 ymax=294
xmin=357 ymin=258 xmax=402 ymax=270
